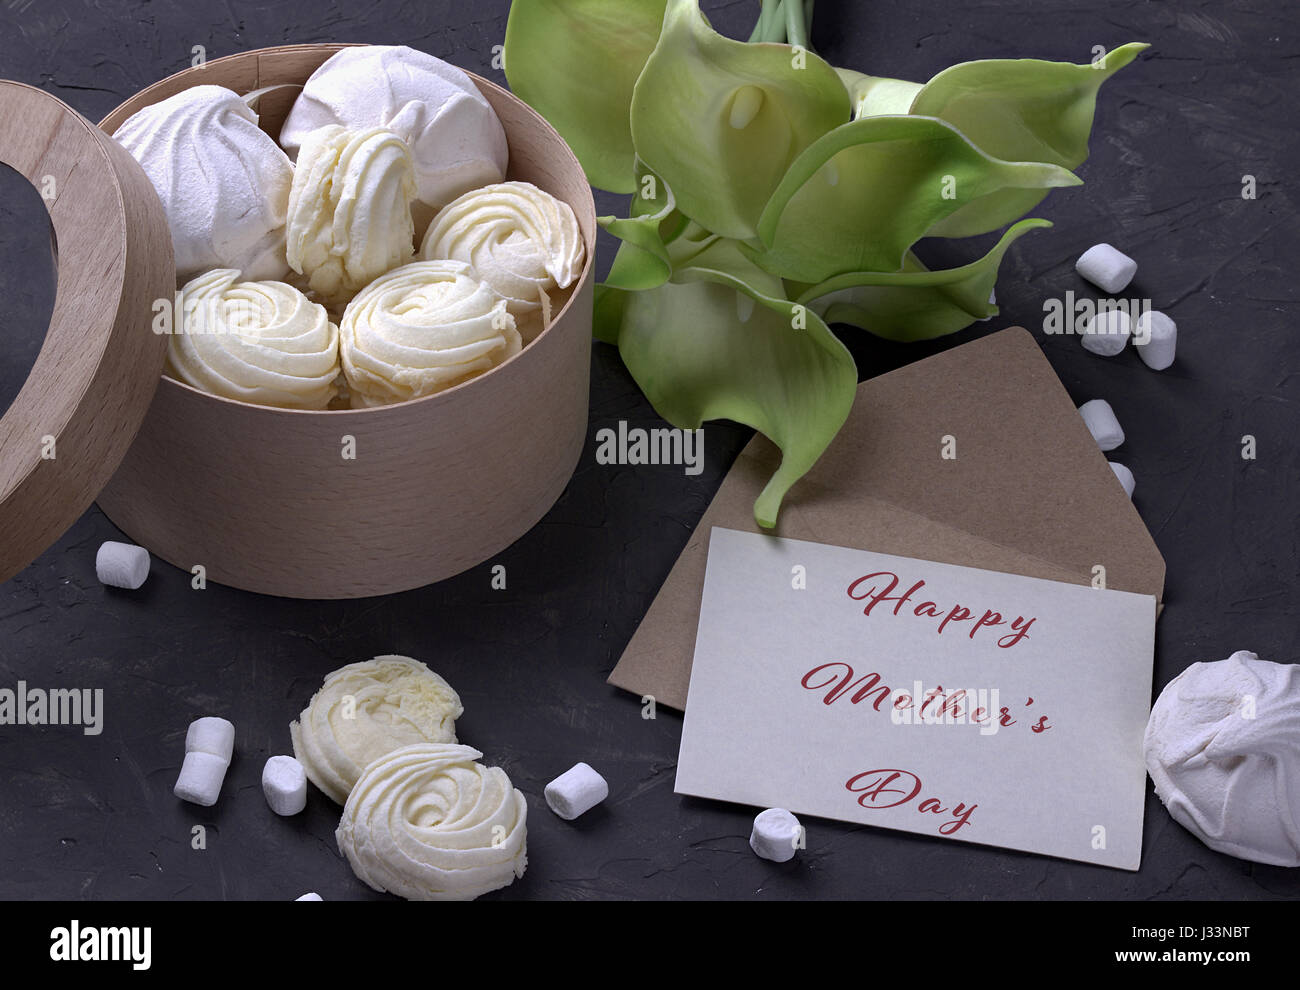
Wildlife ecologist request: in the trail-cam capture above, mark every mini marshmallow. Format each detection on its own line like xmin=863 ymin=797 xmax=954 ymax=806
xmin=174 ymin=750 xmax=229 ymax=807
xmin=544 ymin=762 xmax=608 ymax=820
xmin=185 ymin=716 xmax=235 ymax=765
xmin=1078 ymin=399 xmax=1125 ymax=451
xmin=749 ymin=808 xmax=803 ymax=863
xmin=1110 ymin=461 xmax=1136 ymax=498
xmin=1135 ymin=310 xmax=1177 ymax=370
xmin=1081 ymin=308 xmax=1131 ymax=357
xmin=95 ymin=541 xmax=150 ymax=589
xmin=295 ymin=892 xmax=323 ymax=901
xmin=263 ymin=755 xmax=307 ymax=816
xmin=1076 ymin=243 xmax=1137 ymax=294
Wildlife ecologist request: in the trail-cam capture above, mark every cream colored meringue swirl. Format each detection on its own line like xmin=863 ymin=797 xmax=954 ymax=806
xmin=420 ymin=181 xmax=584 ymax=342
xmin=290 ymin=655 xmax=463 ymax=805
xmin=336 ymin=742 xmax=528 ymax=901
xmin=340 ymin=260 xmax=519 ymax=406
xmin=166 ymin=269 xmax=339 ymax=409
xmin=114 ymin=85 xmax=293 ymax=282
xmin=1145 ymin=651 xmax=1300 ymax=866
xmin=286 ymin=125 xmax=418 ymax=306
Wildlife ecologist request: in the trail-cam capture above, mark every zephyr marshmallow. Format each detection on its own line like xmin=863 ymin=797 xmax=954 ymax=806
xmin=1081 ymin=308 xmax=1131 ymax=357
xmin=295 ymin=892 xmax=323 ymax=901
xmin=1145 ymin=651 xmax=1300 ymax=866
xmin=1076 ymin=243 xmax=1137 ymax=294
xmin=1109 ymin=461 xmax=1136 ymax=498
xmin=280 ymin=46 xmax=508 ymax=212
xmin=1078 ymin=399 xmax=1124 ymax=451
xmin=750 ymin=808 xmax=803 ymax=862
xmin=113 ymin=85 xmax=293 ymax=282
xmin=544 ymin=762 xmax=608 ymax=820
xmin=1135 ymin=310 xmax=1177 ymax=370
xmin=96 ymin=541 xmax=150 ymax=590
xmin=263 ymin=755 xmax=308 ymax=816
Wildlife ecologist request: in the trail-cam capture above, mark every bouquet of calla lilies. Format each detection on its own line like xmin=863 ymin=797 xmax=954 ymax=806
xmin=505 ymin=0 xmax=1146 ymax=526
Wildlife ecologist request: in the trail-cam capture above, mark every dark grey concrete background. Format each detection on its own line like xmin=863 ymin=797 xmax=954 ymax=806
xmin=0 ymin=0 xmax=1296 ymax=900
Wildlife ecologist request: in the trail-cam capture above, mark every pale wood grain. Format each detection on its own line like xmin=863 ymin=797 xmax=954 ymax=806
xmin=0 ymin=82 xmax=173 ymax=584
xmin=95 ymin=45 xmax=596 ymax=598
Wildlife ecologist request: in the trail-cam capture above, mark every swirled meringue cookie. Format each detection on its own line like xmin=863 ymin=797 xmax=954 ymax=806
xmin=336 ymin=743 xmax=528 ymax=901
xmin=290 ymin=655 xmax=463 ymax=805
xmin=280 ymin=45 xmax=508 ymax=212
xmin=114 ymin=85 xmax=292 ymax=282
xmin=286 ymin=126 xmax=417 ymax=307
xmin=1145 ymin=651 xmax=1300 ymax=866
xmin=167 ymin=269 xmax=340 ymax=409
xmin=340 ymin=260 xmax=520 ymax=406
xmin=420 ymin=181 xmax=585 ymax=343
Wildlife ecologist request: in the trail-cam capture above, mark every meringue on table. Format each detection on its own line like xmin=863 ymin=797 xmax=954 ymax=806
xmin=1145 ymin=650 xmax=1300 ymax=866
xmin=340 ymin=259 xmax=520 ymax=406
xmin=113 ymin=85 xmax=293 ymax=283
xmin=167 ymin=269 xmax=340 ymax=410
xmin=286 ymin=125 xmax=418 ymax=307
xmin=420 ymin=180 xmax=586 ymax=343
xmin=280 ymin=45 xmax=508 ymax=215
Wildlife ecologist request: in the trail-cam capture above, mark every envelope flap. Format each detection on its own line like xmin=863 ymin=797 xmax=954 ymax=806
xmin=608 ymin=327 xmax=1166 ymax=710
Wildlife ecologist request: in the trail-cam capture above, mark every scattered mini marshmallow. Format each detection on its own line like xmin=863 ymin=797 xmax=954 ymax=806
xmin=544 ymin=762 xmax=608 ymax=820
xmin=749 ymin=808 xmax=803 ymax=863
xmin=1134 ymin=310 xmax=1177 ymax=370
xmin=295 ymin=892 xmax=323 ymax=901
xmin=95 ymin=541 xmax=150 ymax=589
xmin=185 ymin=716 xmax=235 ymax=764
xmin=1076 ymin=243 xmax=1137 ymax=294
xmin=1078 ymin=399 xmax=1125 ymax=451
xmin=174 ymin=751 xmax=229 ymax=807
xmin=1110 ymin=462 xmax=1136 ymax=498
xmin=263 ymin=755 xmax=308 ymax=816
xmin=1081 ymin=308 xmax=1131 ymax=357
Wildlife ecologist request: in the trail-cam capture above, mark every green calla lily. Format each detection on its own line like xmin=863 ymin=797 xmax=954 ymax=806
xmin=617 ymin=273 xmax=856 ymax=528
xmin=912 ymin=43 xmax=1149 ymax=236
xmin=504 ymin=0 xmax=668 ymax=193
xmin=599 ymin=163 xmax=685 ymax=291
xmin=752 ymin=115 xmax=1079 ymax=283
xmin=794 ymin=218 xmax=1052 ymax=341
xmin=835 ymin=67 xmax=923 ymax=118
xmin=629 ymin=0 xmax=850 ymax=239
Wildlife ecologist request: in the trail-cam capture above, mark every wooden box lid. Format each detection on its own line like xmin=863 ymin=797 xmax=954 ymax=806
xmin=0 ymin=81 xmax=175 ymax=583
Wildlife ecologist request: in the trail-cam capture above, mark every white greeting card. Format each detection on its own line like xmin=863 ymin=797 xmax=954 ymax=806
xmin=676 ymin=528 xmax=1158 ymax=869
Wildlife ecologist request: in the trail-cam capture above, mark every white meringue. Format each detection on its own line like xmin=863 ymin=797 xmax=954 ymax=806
xmin=336 ymin=742 xmax=528 ymax=901
xmin=167 ymin=269 xmax=340 ymax=409
xmin=1145 ymin=651 xmax=1300 ymax=866
xmin=340 ymin=260 xmax=520 ymax=406
xmin=290 ymin=655 xmax=463 ymax=806
xmin=286 ymin=125 xmax=417 ymax=306
xmin=420 ymin=181 xmax=585 ymax=342
xmin=280 ymin=45 xmax=508 ymax=212
xmin=114 ymin=85 xmax=293 ymax=282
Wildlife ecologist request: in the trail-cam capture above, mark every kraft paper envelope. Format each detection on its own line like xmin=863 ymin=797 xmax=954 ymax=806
xmin=608 ymin=327 xmax=1166 ymax=711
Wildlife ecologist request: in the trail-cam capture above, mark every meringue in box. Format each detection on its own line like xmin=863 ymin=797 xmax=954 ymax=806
xmin=94 ymin=43 xmax=595 ymax=598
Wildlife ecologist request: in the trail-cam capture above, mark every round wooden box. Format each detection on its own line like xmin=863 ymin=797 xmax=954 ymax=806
xmin=13 ymin=45 xmax=595 ymax=599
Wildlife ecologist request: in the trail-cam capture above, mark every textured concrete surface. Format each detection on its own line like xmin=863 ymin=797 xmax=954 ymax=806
xmin=0 ymin=0 xmax=1296 ymax=900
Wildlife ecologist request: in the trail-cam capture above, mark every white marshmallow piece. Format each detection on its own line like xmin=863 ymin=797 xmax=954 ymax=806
xmin=1078 ymin=399 xmax=1125 ymax=451
xmin=544 ymin=762 xmax=608 ymax=820
xmin=1110 ymin=462 xmax=1136 ymax=498
xmin=185 ymin=716 xmax=235 ymax=764
xmin=263 ymin=755 xmax=308 ymax=816
xmin=749 ymin=808 xmax=803 ymax=863
xmin=95 ymin=541 xmax=150 ymax=590
xmin=1076 ymin=243 xmax=1137 ymax=294
xmin=1081 ymin=308 xmax=1131 ymax=357
xmin=1135 ymin=310 xmax=1177 ymax=370
xmin=174 ymin=751 xmax=229 ymax=807
xmin=295 ymin=892 xmax=323 ymax=901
